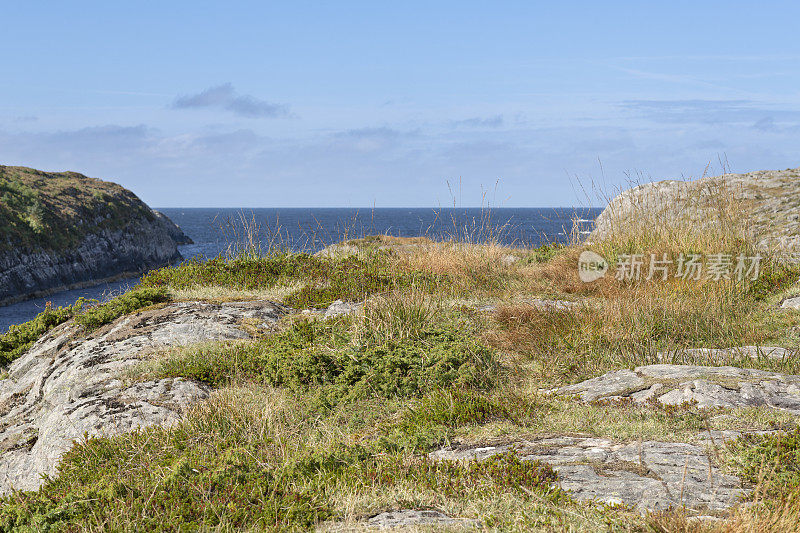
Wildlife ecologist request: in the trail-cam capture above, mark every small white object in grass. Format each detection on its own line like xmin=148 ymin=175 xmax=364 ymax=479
xmin=780 ymin=296 xmax=800 ymax=310
xmin=578 ymin=250 xmax=608 ymax=282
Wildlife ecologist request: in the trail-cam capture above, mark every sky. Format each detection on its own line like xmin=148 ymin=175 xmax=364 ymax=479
xmin=1 ymin=1 xmax=800 ymax=208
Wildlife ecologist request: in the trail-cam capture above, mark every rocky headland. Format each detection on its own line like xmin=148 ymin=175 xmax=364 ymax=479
xmin=591 ymin=166 xmax=800 ymax=260
xmin=0 ymin=166 xmax=191 ymax=305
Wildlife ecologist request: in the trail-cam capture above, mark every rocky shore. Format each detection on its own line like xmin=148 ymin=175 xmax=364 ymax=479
xmin=0 ymin=214 xmax=188 ymax=305
xmin=0 ymin=166 xmax=191 ymax=305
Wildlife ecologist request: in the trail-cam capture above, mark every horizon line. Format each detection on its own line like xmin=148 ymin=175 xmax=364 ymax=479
xmin=153 ymin=205 xmax=605 ymax=210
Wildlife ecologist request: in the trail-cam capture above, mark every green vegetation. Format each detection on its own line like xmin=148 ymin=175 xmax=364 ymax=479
xmin=523 ymin=242 xmax=565 ymax=264
xmin=74 ymin=286 xmax=169 ymax=331
xmin=3 ymin=184 xmax=800 ymax=531
xmin=0 ymin=287 xmax=169 ymax=368
xmin=140 ymin=315 xmax=497 ymax=409
xmin=0 ymin=386 xmax=562 ymax=532
xmin=745 ymin=260 xmax=800 ymax=301
xmin=141 ymin=251 xmax=448 ymax=309
xmin=0 ymin=299 xmax=87 ymax=367
xmin=0 ymin=166 xmax=153 ymax=251
xmin=729 ymin=429 xmax=800 ymax=493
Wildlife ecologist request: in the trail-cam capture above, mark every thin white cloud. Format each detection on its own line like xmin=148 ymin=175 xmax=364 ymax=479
xmin=172 ymin=83 xmax=290 ymax=118
xmin=620 ymin=99 xmax=800 ymax=125
xmin=604 ymin=63 xmax=738 ymax=93
xmin=452 ymin=115 xmax=504 ymax=128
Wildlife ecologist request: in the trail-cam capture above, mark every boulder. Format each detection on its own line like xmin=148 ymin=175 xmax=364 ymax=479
xmin=590 ymin=167 xmax=800 ymax=261
xmin=780 ymin=296 xmax=800 ymax=310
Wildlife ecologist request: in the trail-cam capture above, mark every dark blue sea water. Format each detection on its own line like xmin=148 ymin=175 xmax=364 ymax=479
xmin=0 ymin=207 xmax=600 ymax=332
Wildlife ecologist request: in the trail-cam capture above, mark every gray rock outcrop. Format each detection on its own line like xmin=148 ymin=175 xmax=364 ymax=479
xmin=324 ymin=299 xmax=363 ymax=317
xmin=431 ymin=437 xmax=746 ymax=514
xmin=366 ymin=510 xmax=480 ymax=530
xmin=781 ymin=296 xmax=800 ymax=310
xmin=557 ymin=364 xmax=800 ymax=411
xmin=0 ymin=299 xmax=286 ymax=495
xmin=590 ymin=167 xmax=800 ymax=260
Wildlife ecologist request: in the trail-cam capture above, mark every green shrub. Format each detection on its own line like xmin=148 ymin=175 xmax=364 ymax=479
xmin=140 ymin=253 xmax=321 ymax=291
xmin=0 ymin=299 xmax=87 ymax=367
xmin=74 ymin=286 xmax=170 ymax=331
xmin=728 ymin=429 xmax=800 ymax=493
xmin=146 ymin=318 xmax=498 ymax=408
xmin=746 ymin=261 xmax=800 ymax=301
xmin=402 ymin=388 xmax=542 ymax=428
xmin=142 ymin=252 xmax=447 ymax=308
xmin=524 ymin=242 xmax=565 ymax=264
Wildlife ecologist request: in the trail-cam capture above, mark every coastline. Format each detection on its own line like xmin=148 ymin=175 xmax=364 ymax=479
xmin=0 ymin=269 xmax=148 ymax=308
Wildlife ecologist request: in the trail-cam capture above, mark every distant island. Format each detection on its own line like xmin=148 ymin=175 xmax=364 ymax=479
xmin=0 ymin=165 xmax=191 ymax=305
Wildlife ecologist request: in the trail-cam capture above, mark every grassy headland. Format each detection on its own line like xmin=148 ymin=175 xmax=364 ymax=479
xmin=1 ymin=188 xmax=800 ymax=531
xmin=0 ymin=166 xmax=154 ymax=252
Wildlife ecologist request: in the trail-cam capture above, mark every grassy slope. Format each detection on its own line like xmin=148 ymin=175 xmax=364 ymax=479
xmin=1 ymin=220 xmax=800 ymax=530
xmin=0 ymin=166 xmax=154 ymax=252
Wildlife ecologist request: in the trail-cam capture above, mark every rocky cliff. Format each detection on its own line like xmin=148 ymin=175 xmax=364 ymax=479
xmin=0 ymin=166 xmax=191 ymax=304
xmin=590 ymin=166 xmax=800 ymax=259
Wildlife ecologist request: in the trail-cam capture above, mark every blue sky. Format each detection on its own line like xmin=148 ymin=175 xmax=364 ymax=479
xmin=2 ymin=1 xmax=799 ymax=207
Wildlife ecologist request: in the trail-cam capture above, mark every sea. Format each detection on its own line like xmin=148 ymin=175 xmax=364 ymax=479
xmin=0 ymin=207 xmax=601 ymax=333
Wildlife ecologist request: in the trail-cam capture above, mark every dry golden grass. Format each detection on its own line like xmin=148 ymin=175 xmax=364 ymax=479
xmin=482 ymin=279 xmax=778 ymax=386
xmin=590 ymin=172 xmax=757 ymax=260
xmin=390 ymin=240 xmax=521 ymax=298
xmin=712 ymin=495 xmax=800 ymax=533
xmin=516 ymin=246 xmax=595 ymax=297
xmin=169 ymin=281 xmax=305 ymax=303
